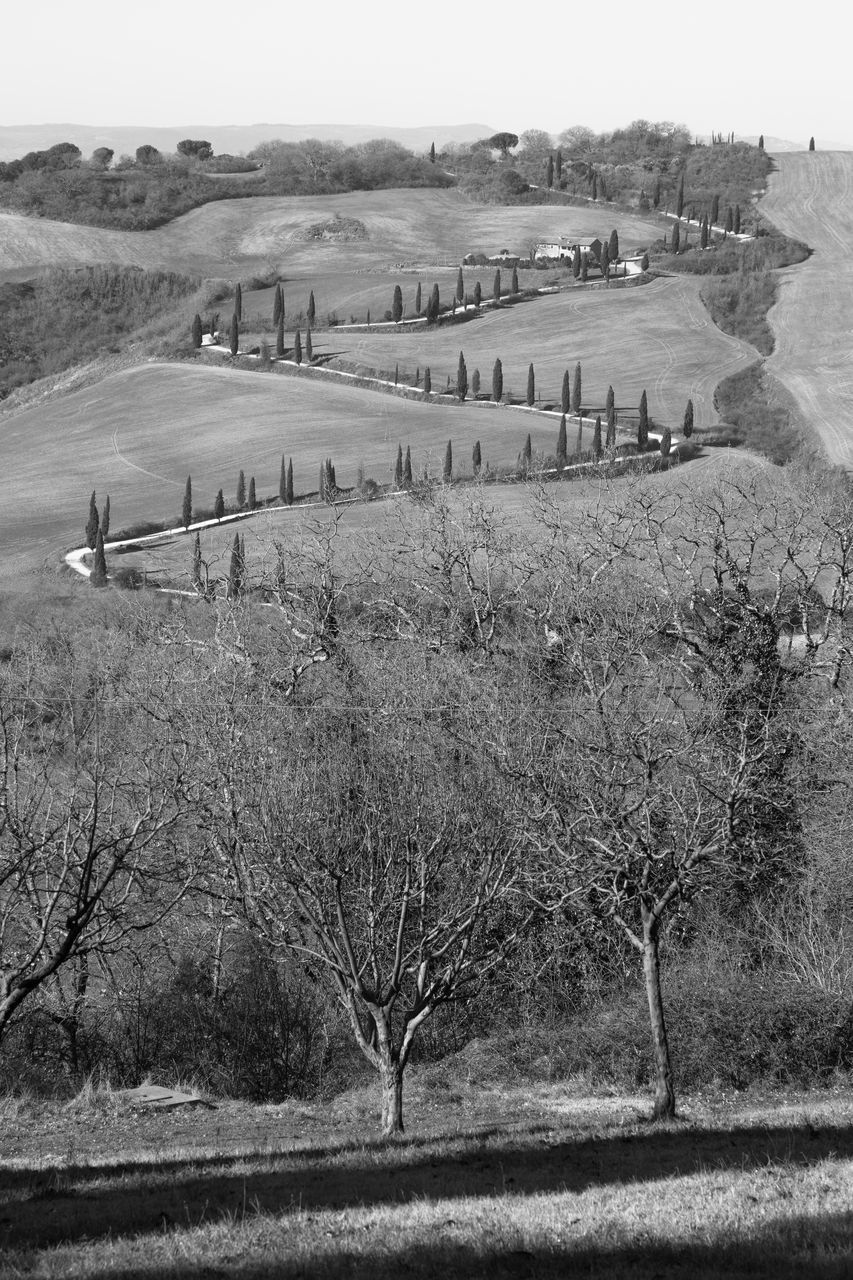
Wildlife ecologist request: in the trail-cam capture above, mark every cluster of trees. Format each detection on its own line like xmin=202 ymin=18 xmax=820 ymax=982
xmin=1 ymin=266 xmax=201 ymax=400
xmin=5 ymin=464 xmax=853 ymax=1135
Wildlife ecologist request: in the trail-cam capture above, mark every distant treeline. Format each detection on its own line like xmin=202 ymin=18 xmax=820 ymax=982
xmin=0 ymin=265 xmax=201 ymax=399
xmin=442 ymin=123 xmax=772 ymax=220
xmin=0 ymin=137 xmax=453 ymax=230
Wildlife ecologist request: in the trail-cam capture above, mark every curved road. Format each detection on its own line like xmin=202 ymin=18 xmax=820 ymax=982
xmin=762 ymin=151 xmax=853 ymax=469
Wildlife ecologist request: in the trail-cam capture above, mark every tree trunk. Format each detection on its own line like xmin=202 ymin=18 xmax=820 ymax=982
xmin=379 ymin=1058 xmax=404 ymax=1136
xmin=641 ymin=909 xmax=676 ymax=1120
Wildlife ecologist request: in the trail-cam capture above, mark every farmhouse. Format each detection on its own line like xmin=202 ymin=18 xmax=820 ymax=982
xmin=533 ymin=237 xmax=603 ymax=264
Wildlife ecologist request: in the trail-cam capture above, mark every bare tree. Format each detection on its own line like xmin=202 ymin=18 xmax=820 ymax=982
xmin=0 ymin=633 xmax=193 ymax=1062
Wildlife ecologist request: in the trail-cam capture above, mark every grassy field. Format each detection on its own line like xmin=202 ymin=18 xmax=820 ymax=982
xmin=1 ymin=1075 xmax=852 ymax=1278
xmin=0 ymin=188 xmax=664 ymax=283
xmin=284 ymin=274 xmax=754 ymax=432
xmin=2 ymin=361 xmax=617 ymax=580
xmin=762 ymin=151 xmax=853 ymax=469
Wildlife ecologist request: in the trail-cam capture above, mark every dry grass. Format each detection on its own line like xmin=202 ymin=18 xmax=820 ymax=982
xmin=1 ymin=1077 xmax=852 ymax=1277
xmin=762 ymin=151 xmax=853 ymax=468
xmin=0 ymin=188 xmax=663 ymax=282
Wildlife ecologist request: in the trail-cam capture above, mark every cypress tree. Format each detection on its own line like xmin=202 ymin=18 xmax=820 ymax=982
xmin=493 ymin=269 xmax=501 ymax=305
xmin=676 ymin=174 xmax=685 ymax=218
xmin=725 ymin=206 xmax=733 ymax=233
xmin=600 ymin=243 xmax=610 ymax=279
xmin=758 ymin=134 xmax=764 ymax=150
xmin=683 ymin=398 xmax=694 ymax=438
xmin=394 ymin=444 xmax=403 ymax=487
xmin=572 ymin=362 xmax=582 ymax=416
xmin=641 ymin=251 xmax=649 ymax=271
xmin=394 ymin=363 xmax=399 ymax=385
xmin=214 ymin=488 xmax=225 ymax=520
xmin=85 ymin=490 xmax=99 ymax=549
xmin=276 ymin=313 xmax=284 ymax=357
xmin=403 ymin=446 xmax=412 ymax=487
xmin=227 ymin=532 xmax=243 ymax=598
xmin=605 ymin=413 xmax=616 ymax=452
xmin=443 ymin=439 xmax=453 ymax=484
xmin=230 ymin=313 xmax=239 ymax=356
xmin=576 ymin=418 xmax=583 ymax=456
xmin=235 ymin=282 xmax=242 ymax=321
xmin=318 ymin=463 xmax=325 ymax=502
xmin=581 ymin=257 xmax=588 ymax=282
xmin=734 ymin=205 xmax=741 ymax=234
xmin=192 ymin=313 xmax=203 ymax=348
xmin=555 ymin=148 xmax=563 ymax=184
xmin=474 ymin=280 xmax=482 ymax=308
xmin=429 ymin=141 xmax=436 ymax=163
xmin=809 ymin=136 xmax=815 ymax=151
xmin=593 ymin=415 xmax=602 ymax=460
xmin=660 ymin=427 xmax=672 ymax=458
xmin=561 ymin=369 xmax=570 ymax=415
xmin=671 ymin=223 xmax=681 ymax=254
xmin=366 ymin=308 xmax=371 ymax=325
xmin=182 ymin=476 xmax=192 ymax=528
xmin=710 ymin=193 xmax=720 ymax=224
xmin=556 ymin=415 xmax=568 ymax=467
xmin=273 ymin=283 xmax=282 ymax=325
xmin=91 ymin=529 xmax=107 ymax=587
xmin=456 ymin=267 xmax=464 ymax=303
xmin=415 ymin=282 xmax=422 ymax=314
xmin=248 ymin=476 xmax=256 ymax=509
xmin=572 ymin=249 xmax=581 ymax=279
xmin=472 ymin=368 xmax=481 ymax=397
xmin=606 ymin=384 xmax=615 ymax=425
xmin=591 ymin=173 xmax=598 ymax=201
xmin=294 ymin=329 xmax=302 ymax=364
xmin=237 ymin=470 xmax=246 ymax=509
xmin=415 ymin=367 xmax=420 ymax=385
xmin=546 ymin=154 xmax=554 ymax=188
xmin=638 ymin=390 xmax=649 ymax=448
xmin=511 ymin=265 xmax=519 ymax=294
xmin=457 ymin=351 xmax=468 ymax=401
xmin=526 ymin=363 xmax=535 ymax=407
xmin=306 ymin=328 xmax=313 ymax=361
xmin=492 ymin=358 xmax=503 ymax=402
xmin=473 ymin=440 xmax=482 ymax=476
xmin=307 ymin=290 xmax=316 ymax=327
xmin=608 ymin=229 xmax=619 ymax=261
xmin=101 ymin=495 xmax=110 ymax=541
xmin=652 ymin=176 xmax=661 ymax=208
xmin=286 ymin=458 xmax=293 ymax=505
xmin=392 ymin=284 xmax=403 ymax=323
xmin=191 ymin=531 xmax=202 ymax=593
xmin=279 ymin=455 xmax=287 ymax=502
xmin=424 ymin=366 xmax=432 ymax=393
xmin=700 ymin=216 xmax=709 ymax=249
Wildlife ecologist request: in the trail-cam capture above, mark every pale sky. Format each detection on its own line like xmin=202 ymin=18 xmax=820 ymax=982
xmin=2 ymin=0 xmax=847 ymax=146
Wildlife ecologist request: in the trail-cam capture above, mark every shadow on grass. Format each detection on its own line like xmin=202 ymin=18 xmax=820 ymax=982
xmin=50 ymin=1211 xmax=853 ymax=1279
xmin=2 ymin=1119 xmax=853 ymax=1251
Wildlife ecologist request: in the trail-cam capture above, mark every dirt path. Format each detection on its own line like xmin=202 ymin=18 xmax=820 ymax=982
xmin=762 ymin=151 xmax=853 ymax=468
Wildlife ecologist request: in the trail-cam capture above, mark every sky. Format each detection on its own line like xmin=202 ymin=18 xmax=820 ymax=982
xmin=2 ymin=0 xmax=848 ymax=146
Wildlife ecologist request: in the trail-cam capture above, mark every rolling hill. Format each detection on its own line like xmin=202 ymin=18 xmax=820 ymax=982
xmin=763 ymin=151 xmax=853 ymax=469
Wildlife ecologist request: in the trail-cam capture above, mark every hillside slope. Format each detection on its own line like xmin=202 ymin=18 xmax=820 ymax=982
xmin=762 ymin=151 xmax=853 ymax=468
xmin=0 ymin=189 xmax=663 ymax=281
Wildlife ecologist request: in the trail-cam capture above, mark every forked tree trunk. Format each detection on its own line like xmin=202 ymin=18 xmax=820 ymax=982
xmin=380 ymin=1058 xmax=404 ymax=1136
xmin=641 ymin=908 xmax=676 ymax=1120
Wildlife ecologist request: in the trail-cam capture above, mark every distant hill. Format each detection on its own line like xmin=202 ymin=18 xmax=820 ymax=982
xmin=0 ymin=122 xmax=495 ymax=162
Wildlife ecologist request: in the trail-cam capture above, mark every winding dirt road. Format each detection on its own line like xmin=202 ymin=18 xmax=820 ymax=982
xmin=762 ymin=151 xmax=853 ymax=468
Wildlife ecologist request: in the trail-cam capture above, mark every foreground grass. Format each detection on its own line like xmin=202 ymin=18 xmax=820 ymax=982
xmin=2 ymin=1081 xmax=852 ymax=1277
